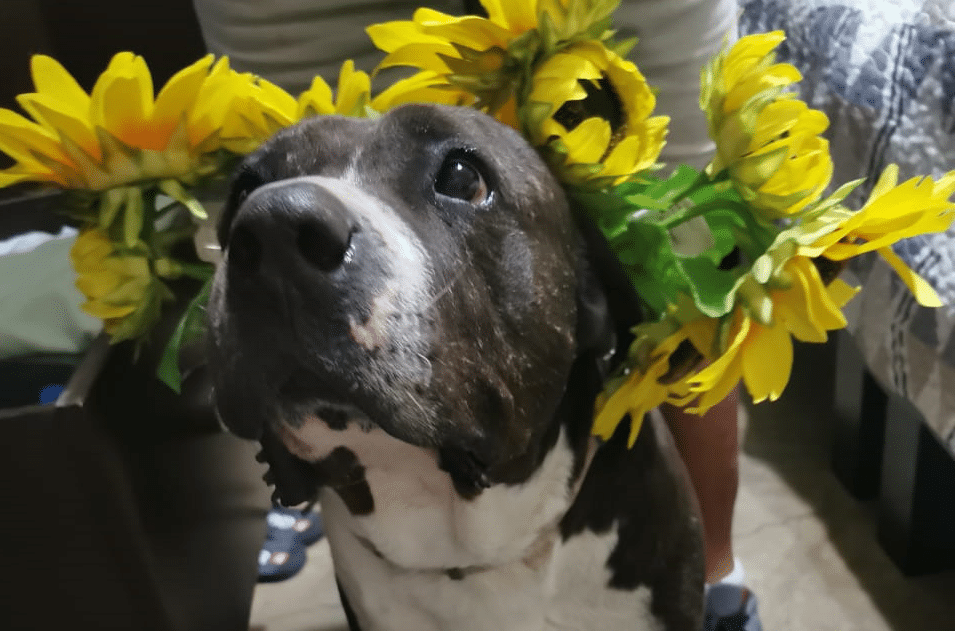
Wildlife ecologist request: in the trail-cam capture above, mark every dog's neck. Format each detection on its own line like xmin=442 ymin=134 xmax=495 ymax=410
xmin=284 ymin=415 xmax=598 ymax=573
xmin=365 ymin=430 xmax=600 ymax=580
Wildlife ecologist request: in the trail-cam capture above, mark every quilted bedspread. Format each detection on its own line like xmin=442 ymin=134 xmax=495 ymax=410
xmin=739 ymin=0 xmax=955 ymax=455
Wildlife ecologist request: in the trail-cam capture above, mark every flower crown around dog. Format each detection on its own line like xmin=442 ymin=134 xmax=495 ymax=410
xmin=2 ymin=0 xmax=954 ymax=446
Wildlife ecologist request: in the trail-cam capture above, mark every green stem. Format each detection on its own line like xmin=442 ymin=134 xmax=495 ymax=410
xmin=153 ymin=226 xmax=199 ymax=250
xmin=670 ymin=168 xmax=721 ymax=205
xmin=176 ymin=262 xmax=215 ymax=281
xmin=660 ymin=197 xmax=751 ymax=230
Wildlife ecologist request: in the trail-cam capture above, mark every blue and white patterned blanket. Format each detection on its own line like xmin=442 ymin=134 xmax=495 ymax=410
xmin=739 ymin=0 xmax=955 ymax=454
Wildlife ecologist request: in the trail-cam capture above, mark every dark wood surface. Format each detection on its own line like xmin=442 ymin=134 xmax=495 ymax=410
xmin=832 ymin=330 xmax=955 ymax=575
xmin=0 ymin=194 xmax=270 ymax=630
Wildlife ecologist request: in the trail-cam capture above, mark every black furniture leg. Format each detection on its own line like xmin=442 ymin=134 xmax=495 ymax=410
xmin=877 ymin=391 xmax=955 ymax=575
xmin=832 ymin=330 xmax=888 ymax=499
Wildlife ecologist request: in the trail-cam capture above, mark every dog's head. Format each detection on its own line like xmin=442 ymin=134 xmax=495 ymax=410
xmin=207 ymin=104 xmax=638 ymax=500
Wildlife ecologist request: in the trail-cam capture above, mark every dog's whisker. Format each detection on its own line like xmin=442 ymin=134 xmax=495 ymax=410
xmin=424 ymin=269 xmax=466 ymax=310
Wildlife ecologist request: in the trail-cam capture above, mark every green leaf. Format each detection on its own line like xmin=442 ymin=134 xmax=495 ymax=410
xmin=158 ymin=178 xmax=208 ymax=220
xmin=609 ymin=36 xmax=637 ymax=58
xmin=680 ymin=257 xmax=739 ymax=317
xmin=157 ymin=275 xmax=213 ymax=393
xmin=98 ymin=187 xmax=127 ymax=231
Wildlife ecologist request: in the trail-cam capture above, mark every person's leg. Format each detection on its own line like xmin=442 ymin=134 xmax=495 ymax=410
xmin=661 ymin=387 xmax=739 ymax=583
xmin=663 ymin=388 xmax=763 ymax=631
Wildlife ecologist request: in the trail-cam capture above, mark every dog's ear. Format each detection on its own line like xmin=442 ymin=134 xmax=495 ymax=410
xmin=573 ymin=211 xmax=645 ymax=372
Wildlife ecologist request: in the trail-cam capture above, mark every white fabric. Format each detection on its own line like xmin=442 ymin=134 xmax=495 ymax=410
xmin=616 ymin=0 xmax=739 ymax=168
xmin=0 ymin=227 xmax=100 ymax=359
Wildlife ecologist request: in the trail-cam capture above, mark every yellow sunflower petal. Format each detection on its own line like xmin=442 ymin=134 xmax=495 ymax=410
xmin=827 ymin=277 xmax=860 ymax=308
xmin=75 ymin=269 xmax=123 ymax=298
xmin=792 ymin=256 xmax=847 ymax=330
xmin=723 ymin=63 xmax=801 ymax=114
xmin=419 ymin=14 xmax=511 ymax=50
xmin=15 ymin=94 xmax=101 ymax=161
xmin=81 ymin=300 xmax=136 ymax=320
xmin=90 ymin=53 xmax=156 ymax=147
xmin=868 ymin=163 xmax=900 ymax=202
xmin=371 ymin=72 xmax=472 ymax=111
xmin=877 ymin=246 xmax=943 ymax=307
xmin=742 ymin=321 xmax=793 ymax=403
xmin=722 ymin=31 xmax=787 ymax=87
xmin=689 ymin=315 xmax=750 ymax=413
xmin=376 ymin=44 xmax=458 ymax=74
xmin=152 ymin=54 xmax=215 ymax=140
xmin=29 ymin=55 xmax=90 ymax=115
xmin=564 ymin=117 xmax=611 ymax=163
xmin=298 ymin=75 xmax=336 ymax=117
xmin=334 ymin=60 xmax=371 ymax=115
xmin=0 ymin=108 xmax=72 ymax=170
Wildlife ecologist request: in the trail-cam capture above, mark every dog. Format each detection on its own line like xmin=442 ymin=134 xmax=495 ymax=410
xmin=206 ymin=103 xmax=705 ymax=630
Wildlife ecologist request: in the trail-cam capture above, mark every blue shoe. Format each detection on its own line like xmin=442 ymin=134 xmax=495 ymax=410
xmin=267 ymin=506 xmax=324 ymax=546
xmin=257 ymin=536 xmax=307 ymax=582
xmin=704 ymin=583 xmax=763 ymax=631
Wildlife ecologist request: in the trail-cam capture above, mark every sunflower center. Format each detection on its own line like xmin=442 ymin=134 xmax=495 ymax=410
xmin=553 ymin=75 xmax=627 ymax=141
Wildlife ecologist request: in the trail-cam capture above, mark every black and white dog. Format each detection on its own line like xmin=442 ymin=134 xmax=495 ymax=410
xmin=207 ymin=103 xmax=704 ymax=630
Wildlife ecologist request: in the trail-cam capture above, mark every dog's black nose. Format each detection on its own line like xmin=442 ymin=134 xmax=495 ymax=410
xmin=227 ymin=179 xmax=355 ymax=276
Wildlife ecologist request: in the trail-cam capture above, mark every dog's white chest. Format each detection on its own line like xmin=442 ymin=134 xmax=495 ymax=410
xmin=289 ymin=422 xmax=662 ymax=631
xmin=323 ymin=489 xmax=661 ymax=631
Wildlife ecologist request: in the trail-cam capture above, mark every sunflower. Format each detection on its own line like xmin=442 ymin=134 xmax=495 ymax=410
xmin=688 ymin=255 xmax=857 ymax=413
xmin=0 ymin=53 xmax=273 ymax=191
xmin=366 ymin=0 xmax=620 ymax=123
xmin=371 ymin=71 xmax=477 ymax=112
xmin=800 ymin=164 xmax=955 ymax=307
xmin=297 ymin=60 xmax=376 ymax=118
xmin=69 ymin=227 xmax=176 ymax=342
xmin=525 ymin=41 xmax=668 ymax=184
xmin=593 ymin=325 xmax=697 ymax=447
xmin=701 ymin=31 xmax=833 ymax=219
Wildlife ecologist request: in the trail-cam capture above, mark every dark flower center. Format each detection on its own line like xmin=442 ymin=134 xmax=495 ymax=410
xmin=552 ymin=75 xmax=627 ymax=159
xmin=553 ymin=76 xmax=626 ymax=133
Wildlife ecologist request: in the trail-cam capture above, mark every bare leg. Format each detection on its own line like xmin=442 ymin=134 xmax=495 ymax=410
xmin=662 ymin=387 xmax=739 ymax=583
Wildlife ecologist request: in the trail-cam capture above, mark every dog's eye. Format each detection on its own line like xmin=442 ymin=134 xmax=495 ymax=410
xmin=434 ymin=156 xmax=489 ymax=205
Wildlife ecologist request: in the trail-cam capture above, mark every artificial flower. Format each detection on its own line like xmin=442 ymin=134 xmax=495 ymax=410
xmin=525 ymin=41 xmax=668 ymax=184
xmin=800 ymin=164 xmax=955 ymax=307
xmin=701 ymin=31 xmax=833 ymax=219
xmin=69 ymin=227 xmax=174 ymax=341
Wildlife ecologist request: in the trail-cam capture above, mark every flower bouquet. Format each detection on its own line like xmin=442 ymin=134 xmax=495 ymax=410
xmin=2 ymin=0 xmax=953 ymax=446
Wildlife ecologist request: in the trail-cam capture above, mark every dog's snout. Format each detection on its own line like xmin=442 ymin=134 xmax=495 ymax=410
xmin=227 ymin=179 xmax=355 ymax=276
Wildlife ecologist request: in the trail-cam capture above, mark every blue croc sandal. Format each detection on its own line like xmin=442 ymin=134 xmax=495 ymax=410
xmin=704 ymin=583 xmax=764 ymax=631
xmin=267 ymin=506 xmax=324 ymax=546
xmin=257 ymin=536 xmax=307 ymax=583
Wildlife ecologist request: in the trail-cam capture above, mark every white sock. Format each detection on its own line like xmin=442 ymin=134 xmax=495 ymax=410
xmin=705 ymin=557 xmax=746 ymax=594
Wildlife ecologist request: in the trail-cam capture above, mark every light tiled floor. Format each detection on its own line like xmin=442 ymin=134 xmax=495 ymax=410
xmin=249 ymin=340 xmax=955 ymax=630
